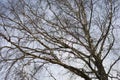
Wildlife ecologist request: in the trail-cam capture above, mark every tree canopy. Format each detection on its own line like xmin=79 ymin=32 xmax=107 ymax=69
xmin=0 ymin=0 xmax=120 ymax=80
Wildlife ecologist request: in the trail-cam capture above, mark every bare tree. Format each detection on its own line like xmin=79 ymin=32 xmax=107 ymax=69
xmin=0 ymin=0 xmax=120 ymax=80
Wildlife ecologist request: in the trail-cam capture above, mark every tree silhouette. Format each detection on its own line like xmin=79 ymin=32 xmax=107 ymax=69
xmin=0 ymin=0 xmax=120 ymax=80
